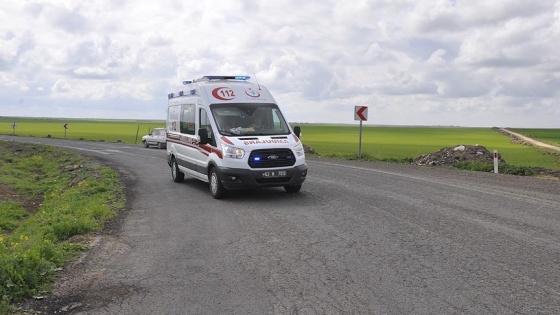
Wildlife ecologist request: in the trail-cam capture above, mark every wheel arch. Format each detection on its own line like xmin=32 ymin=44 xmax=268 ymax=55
xmin=206 ymin=159 xmax=219 ymax=178
xmin=167 ymin=153 xmax=175 ymax=167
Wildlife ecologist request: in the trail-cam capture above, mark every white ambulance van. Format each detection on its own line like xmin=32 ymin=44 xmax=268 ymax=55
xmin=166 ymin=76 xmax=307 ymax=199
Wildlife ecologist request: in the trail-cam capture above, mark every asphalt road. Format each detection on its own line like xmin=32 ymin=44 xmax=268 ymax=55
xmin=2 ymin=136 xmax=560 ymax=315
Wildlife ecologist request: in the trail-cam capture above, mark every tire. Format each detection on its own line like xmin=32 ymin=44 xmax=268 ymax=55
xmin=143 ymin=140 xmax=149 ymax=148
xmin=171 ymin=157 xmax=184 ymax=183
xmin=284 ymin=185 xmax=302 ymax=193
xmin=209 ymin=167 xmax=226 ymax=199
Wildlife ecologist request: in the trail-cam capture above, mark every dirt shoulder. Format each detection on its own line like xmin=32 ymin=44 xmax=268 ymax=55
xmin=498 ymin=128 xmax=560 ymax=152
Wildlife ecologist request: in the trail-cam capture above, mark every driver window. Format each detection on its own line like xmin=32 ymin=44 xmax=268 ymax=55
xmin=199 ymin=109 xmax=216 ymax=146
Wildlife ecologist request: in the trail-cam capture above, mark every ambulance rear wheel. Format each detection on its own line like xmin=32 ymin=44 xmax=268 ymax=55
xmin=209 ymin=167 xmax=226 ymax=199
xmin=284 ymin=185 xmax=301 ymax=193
xmin=171 ymin=157 xmax=184 ymax=183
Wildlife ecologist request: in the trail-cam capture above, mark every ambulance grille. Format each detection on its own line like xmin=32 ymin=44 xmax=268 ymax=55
xmin=248 ymin=149 xmax=296 ymax=168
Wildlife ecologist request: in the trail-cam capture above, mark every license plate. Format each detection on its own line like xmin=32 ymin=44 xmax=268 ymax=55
xmin=261 ymin=170 xmax=287 ymax=178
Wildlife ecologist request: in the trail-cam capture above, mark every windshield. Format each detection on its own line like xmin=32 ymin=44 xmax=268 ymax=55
xmin=211 ymin=103 xmax=291 ymax=136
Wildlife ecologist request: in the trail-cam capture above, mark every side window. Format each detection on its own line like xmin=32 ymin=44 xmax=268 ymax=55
xmin=180 ymin=104 xmax=196 ymax=135
xmin=167 ymin=105 xmax=180 ymax=132
xmin=199 ymin=109 xmax=216 ymax=146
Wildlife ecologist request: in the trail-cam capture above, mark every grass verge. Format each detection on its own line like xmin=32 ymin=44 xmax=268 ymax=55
xmin=0 ymin=140 xmax=124 ymax=313
xmin=454 ymin=161 xmax=538 ymax=176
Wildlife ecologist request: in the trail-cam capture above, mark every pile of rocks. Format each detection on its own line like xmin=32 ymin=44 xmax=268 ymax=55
xmin=413 ymin=145 xmax=504 ymax=167
xmin=303 ymin=144 xmax=317 ymax=155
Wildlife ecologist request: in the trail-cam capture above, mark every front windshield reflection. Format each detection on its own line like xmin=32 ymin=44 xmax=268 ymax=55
xmin=211 ymin=103 xmax=291 ymax=136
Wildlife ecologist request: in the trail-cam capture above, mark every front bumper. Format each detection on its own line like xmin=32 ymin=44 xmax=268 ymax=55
xmin=215 ymin=163 xmax=308 ymax=190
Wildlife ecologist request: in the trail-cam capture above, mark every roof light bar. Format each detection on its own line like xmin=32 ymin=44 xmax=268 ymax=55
xmin=195 ymin=75 xmax=251 ymax=82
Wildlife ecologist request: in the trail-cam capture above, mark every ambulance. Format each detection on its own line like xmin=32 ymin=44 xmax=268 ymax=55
xmin=166 ymin=76 xmax=307 ymax=199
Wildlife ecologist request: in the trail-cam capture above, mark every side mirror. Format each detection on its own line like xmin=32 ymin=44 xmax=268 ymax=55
xmin=293 ymin=126 xmax=301 ymax=139
xmin=198 ymin=128 xmax=209 ymax=145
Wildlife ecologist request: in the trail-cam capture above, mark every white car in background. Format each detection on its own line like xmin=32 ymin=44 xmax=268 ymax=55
xmin=142 ymin=128 xmax=167 ymax=149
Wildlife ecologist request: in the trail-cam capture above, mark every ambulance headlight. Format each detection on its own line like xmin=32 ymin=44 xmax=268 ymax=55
xmin=294 ymin=143 xmax=304 ymax=157
xmin=222 ymin=144 xmax=245 ymax=159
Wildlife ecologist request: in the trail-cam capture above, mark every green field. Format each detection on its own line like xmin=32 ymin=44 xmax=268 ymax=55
xmin=299 ymin=124 xmax=560 ymax=170
xmin=1 ymin=118 xmax=559 ymax=170
xmin=0 ymin=117 xmax=165 ymax=144
xmin=511 ymin=128 xmax=560 ymax=147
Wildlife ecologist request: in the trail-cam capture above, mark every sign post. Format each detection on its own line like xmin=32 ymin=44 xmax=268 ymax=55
xmin=63 ymin=123 xmax=68 ymax=139
xmin=135 ymin=124 xmax=140 ymax=144
xmin=11 ymin=123 xmax=17 ymax=135
xmin=354 ymin=106 xmax=368 ymax=160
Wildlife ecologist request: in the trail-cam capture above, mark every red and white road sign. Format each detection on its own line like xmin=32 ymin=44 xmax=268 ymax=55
xmin=354 ymin=106 xmax=368 ymax=121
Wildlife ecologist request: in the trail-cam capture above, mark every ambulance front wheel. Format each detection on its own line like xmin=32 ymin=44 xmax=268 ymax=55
xmin=171 ymin=157 xmax=184 ymax=183
xmin=284 ymin=185 xmax=302 ymax=193
xmin=209 ymin=167 xmax=227 ymax=199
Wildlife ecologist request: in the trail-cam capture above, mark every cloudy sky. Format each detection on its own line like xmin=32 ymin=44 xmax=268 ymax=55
xmin=1 ymin=0 xmax=559 ymax=128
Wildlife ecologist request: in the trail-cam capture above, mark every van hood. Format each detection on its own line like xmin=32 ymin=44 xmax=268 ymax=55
xmin=220 ymin=134 xmax=300 ymax=148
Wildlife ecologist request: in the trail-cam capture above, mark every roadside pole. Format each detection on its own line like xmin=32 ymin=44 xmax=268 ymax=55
xmin=493 ymin=150 xmax=499 ymax=174
xmin=12 ymin=122 xmax=17 ymax=135
xmin=135 ymin=124 xmax=140 ymax=144
xmin=63 ymin=123 xmax=68 ymax=139
xmin=354 ymin=106 xmax=368 ymax=161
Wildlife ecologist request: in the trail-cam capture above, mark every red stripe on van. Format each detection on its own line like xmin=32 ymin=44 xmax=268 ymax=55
xmin=167 ymin=138 xmax=223 ymax=160
xmin=221 ymin=136 xmax=234 ymax=145
xmin=200 ymin=144 xmax=223 ymax=159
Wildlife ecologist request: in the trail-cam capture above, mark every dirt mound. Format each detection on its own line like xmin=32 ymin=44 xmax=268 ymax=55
xmin=303 ymin=144 xmax=317 ymax=155
xmin=414 ymin=145 xmax=504 ymax=167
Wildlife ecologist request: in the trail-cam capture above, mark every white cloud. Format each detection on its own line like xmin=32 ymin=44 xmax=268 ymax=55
xmin=0 ymin=0 xmax=558 ymax=127
xmin=51 ymin=79 xmax=71 ymax=93
xmin=0 ymin=37 xmax=19 ymax=64
xmin=72 ymin=67 xmax=109 ymax=78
